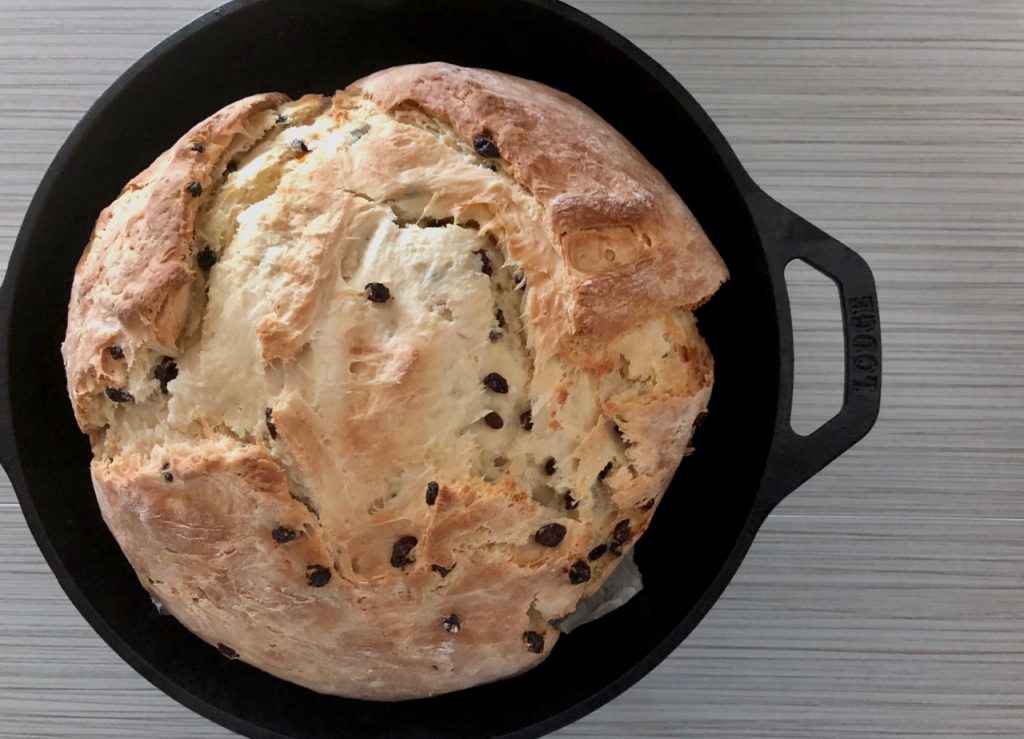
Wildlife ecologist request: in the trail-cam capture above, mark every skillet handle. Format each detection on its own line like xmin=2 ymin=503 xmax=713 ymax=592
xmin=749 ymin=189 xmax=882 ymax=515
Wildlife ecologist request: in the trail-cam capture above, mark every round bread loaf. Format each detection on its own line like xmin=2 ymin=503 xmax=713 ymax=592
xmin=62 ymin=63 xmax=727 ymax=700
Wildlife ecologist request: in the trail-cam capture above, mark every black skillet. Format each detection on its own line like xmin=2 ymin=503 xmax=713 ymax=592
xmin=0 ymin=0 xmax=882 ymax=736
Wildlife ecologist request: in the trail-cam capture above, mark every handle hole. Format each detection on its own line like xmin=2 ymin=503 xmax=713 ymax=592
xmin=785 ymin=259 xmax=844 ymax=435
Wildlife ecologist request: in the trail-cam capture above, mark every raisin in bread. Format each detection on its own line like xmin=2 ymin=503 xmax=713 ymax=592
xmin=62 ymin=62 xmax=727 ymax=700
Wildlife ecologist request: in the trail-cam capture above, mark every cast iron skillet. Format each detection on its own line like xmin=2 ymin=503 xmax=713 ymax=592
xmin=0 ymin=0 xmax=882 ymax=736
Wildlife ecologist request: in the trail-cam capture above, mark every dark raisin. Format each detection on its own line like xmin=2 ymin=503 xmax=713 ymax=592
xmin=276 ymin=113 xmax=288 ymax=124
xmin=442 ymin=614 xmax=461 ymax=633
xmin=196 ymin=246 xmax=217 ymax=272
xmin=108 ymin=345 xmax=124 ymax=360
xmin=612 ymin=519 xmax=633 ymax=544
xmin=105 ymin=387 xmax=134 ymax=403
xmin=431 ymin=563 xmax=455 ymax=577
xmin=290 ymin=138 xmax=309 ymax=154
xmin=265 ymin=407 xmax=278 ymax=440
xmin=217 ymin=643 xmax=239 ymax=659
xmin=520 ymin=410 xmax=533 ymax=431
xmin=154 ymin=356 xmax=178 ymax=393
xmin=473 ymin=133 xmax=500 ymax=158
xmin=191 ymin=142 xmax=205 ymax=153
xmin=598 ymin=461 xmax=613 ymax=481
xmin=483 ymin=411 xmax=504 ymax=429
xmin=160 ymin=463 xmax=173 ymax=483
xmin=543 ymin=457 xmax=557 ymax=475
xmin=186 ymin=181 xmax=203 ymax=197
xmin=390 ymin=535 xmax=418 ymax=568
xmin=272 ymin=526 xmax=297 ymax=544
xmin=483 ymin=372 xmax=509 ymax=394
xmin=588 ymin=544 xmax=607 ymax=561
xmin=365 ymin=282 xmax=391 ymax=303
xmin=568 ymin=559 xmax=591 ymax=585
xmin=473 ymin=249 xmax=492 ymax=276
xmin=306 ymin=564 xmax=331 ymax=587
xmin=640 ymin=498 xmax=656 ymax=511
xmin=225 ymin=159 xmax=239 ymax=174
xmin=494 ymin=308 xmax=506 ymax=328
xmin=609 ymin=542 xmax=623 ymax=557
xmin=523 ymin=630 xmax=545 ymax=654
xmin=534 ymin=523 xmax=567 ymax=547
xmin=425 ymin=480 xmax=439 ymax=506
xmin=564 ymin=491 xmax=579 ymax=510
xmin=350 ymin=125 xmax=370 ymax=141
xmin=489 ymin=329 xmax=502 ymax=342
xmin=513 ymin=269 xmax=526 ymax=288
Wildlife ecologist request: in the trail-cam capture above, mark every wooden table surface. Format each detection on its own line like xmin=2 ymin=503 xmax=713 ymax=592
xmin=2 ymin=1 xmax=1022 ymax=736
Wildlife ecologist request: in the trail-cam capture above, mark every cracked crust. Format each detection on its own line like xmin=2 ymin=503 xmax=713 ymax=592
xmin=352 ymin=62 xmax=728 ymax=356
xmin=63 ymin=92 xmax=290 ymax=432
xmin=63 ymin=64 xmax=726 ymax=700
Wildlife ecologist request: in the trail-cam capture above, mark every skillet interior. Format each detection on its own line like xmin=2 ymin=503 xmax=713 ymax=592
xmin=0 ymin=0 xmax=780 ymax=735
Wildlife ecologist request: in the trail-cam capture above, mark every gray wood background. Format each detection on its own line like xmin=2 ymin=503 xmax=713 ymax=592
xmin=1 ymin=0 xmax=1021 ymax=736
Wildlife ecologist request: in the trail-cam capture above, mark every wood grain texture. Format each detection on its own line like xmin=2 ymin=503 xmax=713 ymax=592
xmin=1 ymin=0 xmax=1022 ymax=736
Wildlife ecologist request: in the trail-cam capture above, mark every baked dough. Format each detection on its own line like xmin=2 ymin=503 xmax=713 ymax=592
xmin=62 ymin=63 xmax=727 ymax=700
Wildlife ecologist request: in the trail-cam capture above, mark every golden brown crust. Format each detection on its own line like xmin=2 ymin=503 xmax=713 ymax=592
xmin=351 ymin=62 xmax=728 ymax=350
xmin=63 ymin=64 xmax=725 ymax=700
xmin=93 ymin=447 xmax=560 ymax=700
xmin=62 ymin=93 xmax=289 ymax=430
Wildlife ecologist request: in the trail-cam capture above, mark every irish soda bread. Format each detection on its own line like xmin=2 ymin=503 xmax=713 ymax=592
xmin=62 ymin=62 xmax=728 ymax=700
